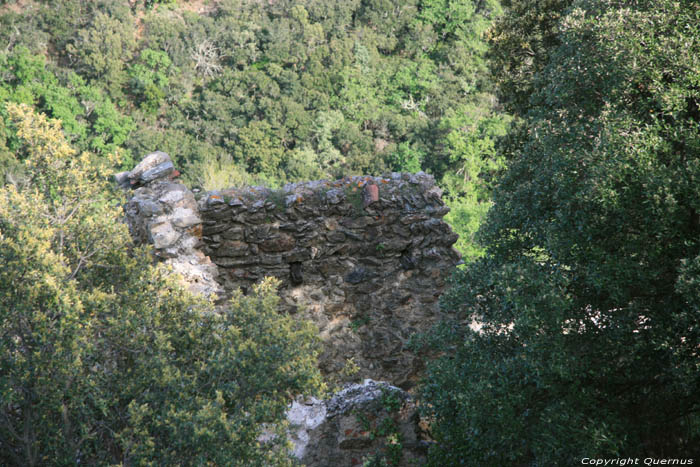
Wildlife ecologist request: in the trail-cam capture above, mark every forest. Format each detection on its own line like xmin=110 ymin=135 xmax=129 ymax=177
xmin=0 ymin=0 xmax=698 ymax=465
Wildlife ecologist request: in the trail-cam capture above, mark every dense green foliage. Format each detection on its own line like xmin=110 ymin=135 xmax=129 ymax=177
xmin=0 ymin=104 xmax=323 ymax=465
xmin=0 ymin=1 xmax=509 ymax=463
xmin=0 ymin=0 xmax=508 ymax=260
xmin=421 ymin=0 xmax=700 ymax=463
xmin=6 ymin=0 xmax=698 ymax=464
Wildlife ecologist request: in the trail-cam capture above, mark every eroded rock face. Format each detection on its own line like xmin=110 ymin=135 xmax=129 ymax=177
xmin=118 ymin=152 xmax=460 ymax=387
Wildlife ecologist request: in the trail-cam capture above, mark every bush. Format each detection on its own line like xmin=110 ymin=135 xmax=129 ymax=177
xmin=0 ymin=104 xmax=323 ymax=465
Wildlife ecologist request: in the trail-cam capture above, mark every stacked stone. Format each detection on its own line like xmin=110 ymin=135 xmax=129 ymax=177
xmin=198 ymin=172 xmax=460 ymax=387
xmin=116 ymin=152 xmax=222 ymax=297
xmin=286 ymin=379 xmax=428 ymax=466
xmin=119 ymin=153 xmax=460 ymax=466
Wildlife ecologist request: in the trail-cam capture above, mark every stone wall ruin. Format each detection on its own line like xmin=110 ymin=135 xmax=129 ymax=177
xmin=117 ymin=151 xmax=461 ymax=390
xmin=117 ymin=151 xmax=463 ymax=465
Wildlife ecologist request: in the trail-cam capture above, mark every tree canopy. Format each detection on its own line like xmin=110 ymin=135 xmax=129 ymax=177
xmin=420 ymin=0 xmax=700 ymax=463
xmin=0 ymin=0 xmax=508 ymax=260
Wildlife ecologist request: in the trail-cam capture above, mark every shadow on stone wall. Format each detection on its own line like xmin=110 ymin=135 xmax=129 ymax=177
xmin=117 ymin=151 xmax=460 ymax=465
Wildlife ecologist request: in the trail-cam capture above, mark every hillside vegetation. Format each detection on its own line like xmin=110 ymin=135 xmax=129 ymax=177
xmin=1 ymin=0 xmax=699 ymax=465
xmin=0 ymin=0 xmax=507 ymax=260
